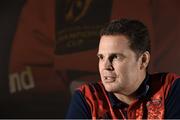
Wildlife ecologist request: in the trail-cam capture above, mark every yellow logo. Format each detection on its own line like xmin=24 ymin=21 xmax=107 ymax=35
xmin=65 ymin=0 xmax=92 ymax=22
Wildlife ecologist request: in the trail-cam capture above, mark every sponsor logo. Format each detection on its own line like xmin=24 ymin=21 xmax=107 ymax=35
xmin=65 ymin=0 xmax=92 ymax=23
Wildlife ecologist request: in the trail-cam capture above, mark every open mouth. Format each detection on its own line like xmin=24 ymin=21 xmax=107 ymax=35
xmin=104 ymin=76 xmax=116 ymax=83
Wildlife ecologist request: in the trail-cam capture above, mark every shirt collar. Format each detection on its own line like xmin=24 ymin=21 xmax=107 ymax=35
xmin=107 ymin=73 xmax=150 ymax=109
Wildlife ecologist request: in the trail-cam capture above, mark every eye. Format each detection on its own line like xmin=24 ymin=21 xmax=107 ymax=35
xmin=97 ymin=54 xmax=104 ymax=60
xmin=110 ymin=54 xmax=125 ymax=61
xmin=110 ymin=54 xmax=119 ymax=61
xmin=112 ymin=54 xmax=118 ymax=59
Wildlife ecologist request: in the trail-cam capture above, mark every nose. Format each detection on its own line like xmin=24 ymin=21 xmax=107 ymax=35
xmin=104 ymin=59 xmax=113 ymax=70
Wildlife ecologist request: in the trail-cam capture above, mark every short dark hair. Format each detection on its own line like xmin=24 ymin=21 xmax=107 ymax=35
xmin=100 ymin=18 xmax=151 ymax=57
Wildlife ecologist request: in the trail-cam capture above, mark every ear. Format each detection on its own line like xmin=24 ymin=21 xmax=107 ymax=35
xmin=139 ymin=51 xmax=150 ymax=70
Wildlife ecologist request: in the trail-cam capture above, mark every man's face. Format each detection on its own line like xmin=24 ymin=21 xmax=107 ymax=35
xmin=97 ymin=35 xmax=143 ymax=95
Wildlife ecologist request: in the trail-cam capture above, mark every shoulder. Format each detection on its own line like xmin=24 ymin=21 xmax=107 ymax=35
xmin=149 ymin=72 xmax=180 ymax=98
xmin=75 ymin=81 xmax=110 ymax=104
xmin=77 ymin=81 xmax=105 ymax=95
xmin=149 ymin=72 xmax=179 ymax=83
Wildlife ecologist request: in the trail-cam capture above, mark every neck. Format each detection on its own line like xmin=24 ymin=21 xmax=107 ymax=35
xmin=114 ymin=72 xmax=147 ymax=105
xmin=114 ymin=93 xmax=136 ymax=105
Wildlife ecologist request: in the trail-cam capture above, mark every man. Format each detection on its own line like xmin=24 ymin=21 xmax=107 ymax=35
xmin=66 ymin=19 xmax=180 ymax=119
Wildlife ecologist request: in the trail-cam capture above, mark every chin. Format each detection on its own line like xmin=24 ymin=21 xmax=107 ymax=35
xmin=104 ymin=85 xmax=116 ymax=92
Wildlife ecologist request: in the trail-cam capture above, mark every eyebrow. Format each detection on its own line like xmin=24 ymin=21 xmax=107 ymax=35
xmin=97 ymin=53 xmax=126 ymax=57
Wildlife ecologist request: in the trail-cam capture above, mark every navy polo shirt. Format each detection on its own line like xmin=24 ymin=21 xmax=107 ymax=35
xmin=66 ymin=74 xmax=180 ymax=119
